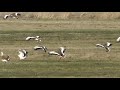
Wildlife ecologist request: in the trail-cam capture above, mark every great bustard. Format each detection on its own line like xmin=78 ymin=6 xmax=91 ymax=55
xmin=34 ymin=46 xmax=47 ymax=52
xmin=26 ymin=36 xmax=41 ymax=42
xmin=48 ymin=47 xmax=66 ymax=58
xmin=1 ymin=52 xmax=10 ymax=62
xmin=3 ymin=15 xmax=9 ymax=19
xmin=96 ymin=42 xmax=112 ymax=52
xmin=18 ymin=49 xmax=28 ymax=60
xmin=3 ymin=13 xmax=21 ymax=20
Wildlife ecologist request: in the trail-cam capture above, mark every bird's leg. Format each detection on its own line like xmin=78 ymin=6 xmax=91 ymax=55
xmin=59 ymin=56 xmax=64 ymax=60
xmin=63 ymin=55 xmax=66 ymax=58
xmin=59 ymin=56 xmax=62 ymax=59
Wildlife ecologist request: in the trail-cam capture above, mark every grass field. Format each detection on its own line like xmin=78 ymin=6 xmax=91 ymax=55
xmin=1 ymin=19 xmax=120 ymax=78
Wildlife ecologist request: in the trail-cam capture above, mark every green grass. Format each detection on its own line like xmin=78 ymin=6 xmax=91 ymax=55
xmin=0 ymin=19 xmax=120 ymax=78
xmin=1 ymin=60 xmax=120 ymax=78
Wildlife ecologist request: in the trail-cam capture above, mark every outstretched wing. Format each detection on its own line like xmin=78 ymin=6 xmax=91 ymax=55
xmin=106 ymin=42 xmax=112 ymax=47
xmin=26 ymin=37 xmax=35 ymax=40
xmin=96 ymin=44 xmax=104 ymax=48
xmin=18 ymin=50 xmax=27 ymax=60
xmin=48 ymin=51 xmax=60 ymax=55
xmin=117 ymin=37 xmax=120 ymax=42
xmin=34 ymin=46 xmax=43 ymax=50
xmin=34 ymin=46 xmax=47 ymax=52
xmin=59 ymin=47 xmax=66 ymax=56
xmin=22 ymin=49 xmax=28 ymax=56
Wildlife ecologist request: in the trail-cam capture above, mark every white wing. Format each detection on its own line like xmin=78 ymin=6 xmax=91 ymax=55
xmin=34 ymin=46 xmax=43 ymax=50
xmin=96 ymin=44 xmax=105 ymax=48
xmin=60 ymin=47 xmax=66 ymax=53
xmin=26 ymin=37 xmax=35 ymax=40
xmin=59 ymin=47 xmax=66 ymax=56
xmin=22 ymin=49 xmax=28 ymax=55
xmin=48 ymin=51 xmax=60 ymax=55
xmin=1 ymin=60 xmax=8 ymax=62
xmin=4 ymin=15 xmax=9 ymax=19
xmin=117 ymin=37 xmax=120 ymax=42
xmin=15 ymin=13 xmax=18 ymax=16
xmin=96 ymin=43 xmax=111 ymax=52
xmin=106 ymin=42 xmax=112 ymax=47
xmin=34 ymin=46 xmax=47 ymax=52
xmin=18 ymin=50 xmax=26 ymax=60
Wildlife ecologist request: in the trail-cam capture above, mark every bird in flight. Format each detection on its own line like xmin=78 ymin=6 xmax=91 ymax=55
xmin=18 ymin=49 xmax=28 ymax=60
xmin=96 ymin=42 xmax=112 ymax=52
xmin=48 ymin=47 xmax=66 ymax=58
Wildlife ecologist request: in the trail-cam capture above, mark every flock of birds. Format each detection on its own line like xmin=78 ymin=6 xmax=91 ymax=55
xmin=1 ymin=35 xmax=66 ymax=63
xmin=1 ymin=13 xmax=120 ymax=63
xmin=3 ymin=13 xmax=21 ymax=20
xmin=1 ymin=13 xmax=67 ymax=63
xmin=2 ymin=33 xmax=120 ymax=63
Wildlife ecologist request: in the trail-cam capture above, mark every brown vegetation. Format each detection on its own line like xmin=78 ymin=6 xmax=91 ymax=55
xmin=1 ymin=12 xmax=120 ymax=20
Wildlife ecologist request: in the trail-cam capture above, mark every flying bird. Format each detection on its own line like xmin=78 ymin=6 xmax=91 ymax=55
xmin=3 ymin=15 xmax=10 ymax=20
xmin=96 ymin=42 xmax=112 ymax=52
xmin=57 ymin=47 xmax=66 ymax=57
xmin=9 ymin=13 xmax=21 ymax=19
xmin=18 ymin=49 xmax=28 ymax=60
xmin=1 ymin=52 xmax=10 ymax=63
xmin=3 ymin=13 xmax=21 ymax=20
xmin=48 ymin=47 xmax=66 ymax=58
xmin=25 ymin=36 xmax=41 ymax=42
